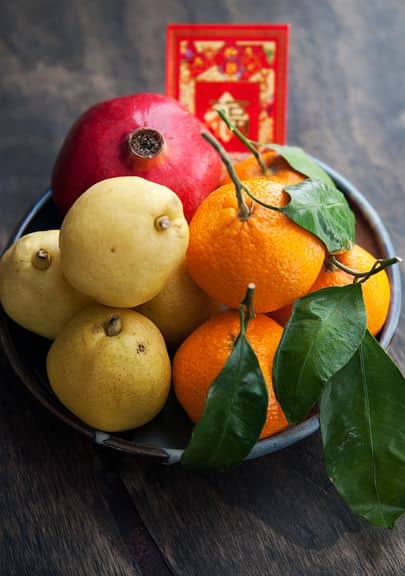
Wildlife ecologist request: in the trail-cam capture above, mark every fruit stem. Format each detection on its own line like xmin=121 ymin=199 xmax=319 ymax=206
xmin=328 ymin=255 xmax=401 ymax=284
xmin=128 ymin=128 xmax=164 ymax=159
xmin=31 ymin=248 xmax=52 ymax=270
xmin=217 ymin=109 xmax=268 ymax=175
xmin=201 ymin=130 xmax=251 ymax=220
xmin=202 ymin=130 xmax=282 ymax=217
xmin=155 ymin=215 xmax=171 ymax=231
xmin=239 ymin=283 xmax=256 ymax=336
xmin=104 ymin=315 xmax=122 ymax=337
xmin=247 ymin=138 xmax=277 ymax=149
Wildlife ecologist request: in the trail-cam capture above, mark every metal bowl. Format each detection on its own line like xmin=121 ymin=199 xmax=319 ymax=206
xmin=0 ymin=162 xmax=401 ymax=463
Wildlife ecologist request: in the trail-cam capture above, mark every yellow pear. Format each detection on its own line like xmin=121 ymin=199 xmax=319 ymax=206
xmin=59 ymin=176 xmax=189 ymax=307
xmin=0 ymin=230 xmax=91 ymax=338
xmin=136 ymin=261 xmax=220 ymax=346
xmin=47 ymin=305 xmax=171 ymax=432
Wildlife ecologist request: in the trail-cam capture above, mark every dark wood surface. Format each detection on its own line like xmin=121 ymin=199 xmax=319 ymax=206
xmin=0 ymin=1 xmax=404 ymax=574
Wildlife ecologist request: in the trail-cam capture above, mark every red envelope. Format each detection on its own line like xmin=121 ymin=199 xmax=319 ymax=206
xmin=166 ymin=24 xmax=289 ymax=154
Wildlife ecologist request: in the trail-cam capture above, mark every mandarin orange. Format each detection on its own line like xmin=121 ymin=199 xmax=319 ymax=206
xmin=222 ymin=150 xmax=305 ymax=186
xmin=173 ymin=310 xmax=288 ymax=439
xmin=186 ymin=178 xmax=325 ymax=313
xmin=272 ymin=244 xmax=391 ymax=336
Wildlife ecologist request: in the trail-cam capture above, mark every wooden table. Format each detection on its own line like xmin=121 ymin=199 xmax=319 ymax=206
xmin=0 ymin=1 xmax=404 ymax=574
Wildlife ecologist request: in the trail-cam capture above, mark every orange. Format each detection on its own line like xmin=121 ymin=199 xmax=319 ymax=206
xmin=222 ymin=150 xmax=305 ymax=186
xmin=173 ymin=310 xmax=288 ymax=439
xmin=272 ymin=244 xmax=391 ymax=336
xmin=186 ymin=178 xmax=325 ymax=313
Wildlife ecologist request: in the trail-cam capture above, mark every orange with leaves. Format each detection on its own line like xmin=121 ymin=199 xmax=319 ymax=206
xmin=223 ymin=149 xmax=305 ymax=186
xmin=272 ymin=244 xmax=391 ymax=336
xmin=186 ymin=177 xmax=325 ymax=313
xmin=173 ymin=310 xmax=288 ymax=439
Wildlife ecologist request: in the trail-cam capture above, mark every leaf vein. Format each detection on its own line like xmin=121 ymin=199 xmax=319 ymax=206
xmin=359 ymin=342 xmax=386 ymax=526
xmin=293 ymin=297 xmax=342 ymax=408
xmin=205 ymin=337 xmax=246 ymax=466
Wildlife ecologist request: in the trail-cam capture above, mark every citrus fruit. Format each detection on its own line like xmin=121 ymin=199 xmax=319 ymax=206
xmin=0 ymin=230 xmax=92 ymax=339
xmin=222 ymin=150 xmax=305 ymax=186
xmin=173 ymin=310 xmax=288 ymax=439
xmin=186 ymin=178 xmax=325 ymax=313
xmin=47 ymin=305 xmax=171 ymax=432
xmin=272 ymin=244 xmax=391 ymax=336
xmin=59 ymin=176 xmax=189 ymax=308
xmin=136 ymin=261 xmax=221 ymax=347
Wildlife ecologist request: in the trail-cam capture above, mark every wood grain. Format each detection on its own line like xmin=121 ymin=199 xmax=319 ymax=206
xmin=120 ymin=437 xmax=405 ymax=576
xmin=0 ymin=0 xmax=404 ymax=575
xmin=0 ymin=354 xmax=143 ymax=576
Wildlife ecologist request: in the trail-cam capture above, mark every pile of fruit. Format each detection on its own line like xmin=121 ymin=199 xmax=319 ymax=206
xmin=0 ymin=94 xmax=403 ymax=528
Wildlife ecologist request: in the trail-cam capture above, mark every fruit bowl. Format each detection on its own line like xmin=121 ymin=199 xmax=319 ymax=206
xmin=0 ymin=160 xmax=401 ymax=463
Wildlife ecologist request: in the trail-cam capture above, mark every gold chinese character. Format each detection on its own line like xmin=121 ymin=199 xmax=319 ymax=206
xmin=204 ymin=91 xmax=250 ymax=142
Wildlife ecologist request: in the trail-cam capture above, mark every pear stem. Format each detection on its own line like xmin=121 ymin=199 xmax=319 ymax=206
xmin=155 ymin=215 xmax=171 ymax=231
xmin=31 ymin=248 xmax=52 ymax=270
xmin=104 ymin=315 xmax=122 ymax=337
xmin=216 ymin=109 xmax=268 ymax=175
xmin=328 ymin=255 xmax=401 ymax=284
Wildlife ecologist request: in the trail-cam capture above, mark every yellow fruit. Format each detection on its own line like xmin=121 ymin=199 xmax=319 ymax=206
xmin=136 ymin=261 xmax=221 ymax=347
xmin=0 ymin=230 xmax=91 ymax=338
xmin=47 ymin=305 xmax=171 ymax=432
xmin=60 ymin=176 xmax=189 ymax=307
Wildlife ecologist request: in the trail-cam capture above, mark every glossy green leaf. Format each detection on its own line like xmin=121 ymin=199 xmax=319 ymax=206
xmin=266 ymin=143 xmax=335 ymax=187
xmin=281 ymin=178 xmax=356 ymax=254
xmin=181 ymin=333 xmax=268 ymax=472
xmin=320 ymin=331 xmax=405 ymax=528
xmin=273 ymin=285 xmax=366 ymax=424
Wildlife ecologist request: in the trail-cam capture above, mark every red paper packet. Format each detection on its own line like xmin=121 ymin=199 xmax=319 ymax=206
xmin=166 ymin=24 xmax=289 ymax=156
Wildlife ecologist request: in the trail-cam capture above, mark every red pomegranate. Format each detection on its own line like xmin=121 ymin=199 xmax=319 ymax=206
xmin=51 ymin=93 xmax=223 ymax=221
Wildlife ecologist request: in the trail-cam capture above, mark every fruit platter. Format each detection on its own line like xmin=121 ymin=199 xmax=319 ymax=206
xmin=0 ymin=93 xmax=403 ymax=528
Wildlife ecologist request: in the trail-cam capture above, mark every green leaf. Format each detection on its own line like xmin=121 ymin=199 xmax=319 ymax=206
xmin=181 ymin=333 xmax=268 ymax=471
xmin=320 ymin=331 xmax=405 ymax=528
xmin=281 ymin=178 xmax=356 ymax=254
xmin=265 ymin=143 xmax=335 ymax=187
xmin=273 ymin=284 xmax=366 ymax=424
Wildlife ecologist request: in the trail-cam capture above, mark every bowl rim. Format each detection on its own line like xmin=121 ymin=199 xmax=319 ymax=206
xmin=0 ymin=161 xmax=401 ymax=464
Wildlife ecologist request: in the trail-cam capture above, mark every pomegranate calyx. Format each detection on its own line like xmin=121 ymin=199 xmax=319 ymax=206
xmin=128 ymin=128 xmax=164 ymax=159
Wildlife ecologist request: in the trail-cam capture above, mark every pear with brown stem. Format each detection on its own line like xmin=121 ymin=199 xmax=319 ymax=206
xmin=47 ymin=305 xmax=171 ymax=431
xmin=59 ymin=176 xmax=189 ymax=308
xmin=0 ymin=230 xmax=92 ymax=339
